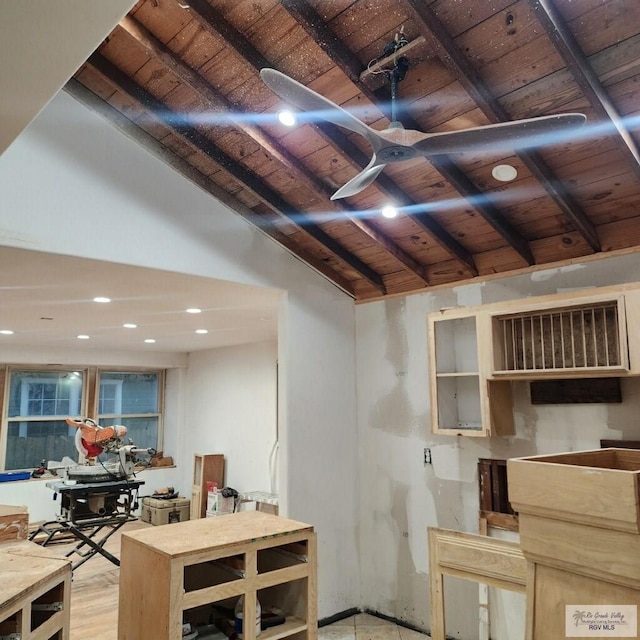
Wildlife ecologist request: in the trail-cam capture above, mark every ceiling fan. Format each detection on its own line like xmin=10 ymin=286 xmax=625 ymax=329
xmin=260 ymin=67 xmax=586 ymax=200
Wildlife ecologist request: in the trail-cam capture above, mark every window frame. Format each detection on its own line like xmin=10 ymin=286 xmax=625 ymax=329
xmin=0 ymin=364 xmax=165 ymax=471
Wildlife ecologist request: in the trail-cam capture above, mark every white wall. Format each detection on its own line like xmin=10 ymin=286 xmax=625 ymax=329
xmin=0 ymin=0 xmax=135 ymax=154
xmin=184 ymin=341 xmax=278 ymax=495
xmin=0 ymin=91 xmax=360 ymax=617
xmin=356 ymin=256 xmax=640 ymax=638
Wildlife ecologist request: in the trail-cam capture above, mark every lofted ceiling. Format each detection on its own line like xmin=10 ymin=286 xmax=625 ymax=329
xmin=67 ymin=0 xmax=640 ymax=301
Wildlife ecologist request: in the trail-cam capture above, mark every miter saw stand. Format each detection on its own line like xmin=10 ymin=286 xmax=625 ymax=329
xmin=29 ymin=418 xmax=152 ymax=571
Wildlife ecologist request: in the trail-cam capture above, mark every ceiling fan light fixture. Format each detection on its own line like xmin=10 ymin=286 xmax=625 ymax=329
xmin=278 ymin=109 xmax=297 ymax=127
xmin=492 ymin=164 xmax=518 ymax=182
xmin=260 ymin=69 xmax=583 ymax=199
xmin=381 ymin=205 xmax=399 ymax=219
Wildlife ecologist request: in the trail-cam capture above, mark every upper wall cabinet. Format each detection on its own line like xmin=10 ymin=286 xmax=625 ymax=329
xmin=428 ymin=310 xmax=514 ymax=438
xmin=491 ymin=297 xmax=629 ymax=377
xmin=427 ymin=283 xmax=640 ymax=437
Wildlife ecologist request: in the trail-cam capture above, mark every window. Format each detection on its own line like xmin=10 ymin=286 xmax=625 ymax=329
xmin=5 ymin=370 xmax=83 ymax=471
xmin=97 ymin=372 xmax=161 ymax=452
xmin=2 ymin=367 xmax=163 ymax=470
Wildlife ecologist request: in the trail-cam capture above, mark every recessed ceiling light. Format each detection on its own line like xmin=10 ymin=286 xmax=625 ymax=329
xmin=195 ymin=329 xmax=209 ymax=334
xmin=381 ymin=205 xmax=398 ymax=219
xmin=492 ymin=164 xmax=518 ymax=182
xmin=77 ymin=334 xmax=90 ymax=340
xmin=186 ymin=308 xmax=202 ymax=314
xmin=0 ymin=329 xmax=15 ymax=335
xmin=123 ymin=323 xmax=138 ymax=329
xmin=278 ymin=110 xmax=297 ymax=127
xmin=93 ymin=297 xmax=111 ymax=303
xmin=144 ymin=338 xmax=156 ymax=344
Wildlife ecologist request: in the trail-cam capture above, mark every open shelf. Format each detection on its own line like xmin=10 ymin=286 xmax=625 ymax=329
xmin=118 ymin=512 xmax=317 ymax=640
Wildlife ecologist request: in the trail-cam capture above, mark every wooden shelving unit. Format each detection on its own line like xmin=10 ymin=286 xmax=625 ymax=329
xmin=428 ymin=311 xmax=514 ymax=437
xmin=0 ymin=544 xmax=71 ymax=640
xmin=191 ymin=453 xmax=225 ymax=519
xmin=118 ymin=511 xmax=317 ymax=640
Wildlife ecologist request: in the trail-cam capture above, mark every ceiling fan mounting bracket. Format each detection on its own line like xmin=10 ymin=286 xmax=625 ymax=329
xmin=377 ymin=145 xmax=417 ymax=162
xmin=387 ymin=56 xmax=410 ymax=123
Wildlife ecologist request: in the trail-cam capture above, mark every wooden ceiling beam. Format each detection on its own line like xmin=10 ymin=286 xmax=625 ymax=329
xmin=87 ymin=53 xmax=386 ymax=293
xmin=433 ymin=157 xmax=534 ymax=265
xmin=533 ymin=0 xmax=640 ymax=180
xmin=280 ymin=0 xmax=534 ymax=267
xmin=187 ymin=0 xmax=476 ymax=276
xmin=117 ymin=15 xmax=429 ymax=285
xmin=65 ymin=78 xmax=357 ymax=297
xmin=404 ymin=0 xmax=602 ymax=254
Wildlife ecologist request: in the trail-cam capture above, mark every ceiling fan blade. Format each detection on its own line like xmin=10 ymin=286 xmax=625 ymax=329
xmin=331 ymin=158 xmax=386 ymax=200
xmin=261 ymin=68 xmax=384 ymax=148
xmin=412 ymin=113 xmax=586 ymax=156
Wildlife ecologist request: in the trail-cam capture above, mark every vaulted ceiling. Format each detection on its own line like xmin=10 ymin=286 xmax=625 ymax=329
xmin=68 ymin=0 xmax=640 ymax=301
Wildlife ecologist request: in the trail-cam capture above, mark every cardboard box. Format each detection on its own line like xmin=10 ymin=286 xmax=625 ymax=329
xmin=141 ymin=497 xmax=191 ymax=526
xmin=206 ymin=491 xmax=234 ymax=516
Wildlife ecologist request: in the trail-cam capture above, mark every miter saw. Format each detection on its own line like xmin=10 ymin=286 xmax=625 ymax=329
xmin=32 ymin=417 xmax=152 ymax=566
xmin=52 ymin=417 xmax=155 ymax=482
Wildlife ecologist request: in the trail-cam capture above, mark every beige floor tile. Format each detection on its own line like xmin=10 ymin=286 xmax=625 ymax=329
xmin=328 ymin=615 xmax=357 ymax=627
xmin=398 ymin=626 xmax=430 ymax=639
xmin=354 ymin=613 xmax=397 ymax=627
xmin=355 ymin=626 xmax=401 ymax=640
xmin=320 ymin=627 xmax=357 ymax=640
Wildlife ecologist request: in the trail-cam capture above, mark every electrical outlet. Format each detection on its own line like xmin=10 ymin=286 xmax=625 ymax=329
xmin=423 ymin=448 xmax=432 ymax=465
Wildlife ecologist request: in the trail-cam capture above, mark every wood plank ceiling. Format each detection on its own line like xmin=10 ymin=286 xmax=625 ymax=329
xmin=69 ymin=0 xmax=640 ymax=301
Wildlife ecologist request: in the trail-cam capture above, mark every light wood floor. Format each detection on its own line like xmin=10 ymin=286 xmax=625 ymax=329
xmin=40 ymin=521 xmax=150 ymax=640
xmin=39 ymin=523 xmax=429 ymax=640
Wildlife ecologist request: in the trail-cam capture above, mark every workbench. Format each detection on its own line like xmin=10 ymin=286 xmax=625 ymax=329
xmin=118 ymin=511 xmax=317 ymax=640
xmin=29 ymin=478 xmax=144 ymax=570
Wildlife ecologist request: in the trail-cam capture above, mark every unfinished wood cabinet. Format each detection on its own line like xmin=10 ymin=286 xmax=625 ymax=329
xmin=191 ymin=453 xmax=225 ymax=519
xmin=0 ymin=546 xmax=71 ymax=640
xmin=428 ymin=527 xmax=526 ymax=640
xmin=118 ymin=511 xmax=317 ymax=640
xmin=491 ymin=295 xmax=629 ymax=376
xmin=428 ymin=282 xmax=640 ymax=437
xmin=508 ymin=449 xmax=640 ymax=640
xmin=428 ymin=310 xmax=514 ymax=437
